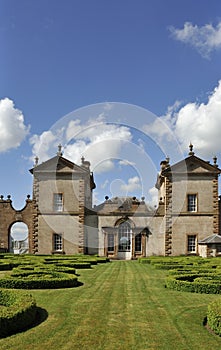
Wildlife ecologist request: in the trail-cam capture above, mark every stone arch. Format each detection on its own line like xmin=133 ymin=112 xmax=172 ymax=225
xmin=9 ymin=222 xmax=29 ymax=253
xmin=114 ymin=216 xmax=135 ymax=228
xmin=0 ymin=195 xmax=34 ymax=253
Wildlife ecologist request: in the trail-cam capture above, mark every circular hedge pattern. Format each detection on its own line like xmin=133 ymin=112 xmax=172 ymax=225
xmin=0 ymin=289 xmax=37 ymax=337
xmin=166 ymin=273 xmax=221 ymax=294
xmin=0 ymin=269 xmax=78 ymax=289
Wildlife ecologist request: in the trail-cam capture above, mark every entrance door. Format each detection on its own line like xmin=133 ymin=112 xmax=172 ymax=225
xmin=118 ymin=222 xmax=132 ymax=260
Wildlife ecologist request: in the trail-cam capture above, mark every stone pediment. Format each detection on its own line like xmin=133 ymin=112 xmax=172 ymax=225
xmin=162 ymin=155 xmax=221 ymax=176
xmin=29 ymin=155 xmax=89 ymax=175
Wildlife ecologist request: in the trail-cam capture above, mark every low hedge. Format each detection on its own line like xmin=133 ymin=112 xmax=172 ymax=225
xmin=0 ymin=270 xmax=78 ymax=289
xmin=0 ymin=289 xmax=37 ymax=337
xmin=207 ymin=298 xmax=221 ymax=336
xmin=166 ymin=273 xmax=221 ymax=294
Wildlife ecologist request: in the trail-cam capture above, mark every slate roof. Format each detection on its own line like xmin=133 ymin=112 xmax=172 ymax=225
xmin=198 ymin=234 xmax=221 ymax=244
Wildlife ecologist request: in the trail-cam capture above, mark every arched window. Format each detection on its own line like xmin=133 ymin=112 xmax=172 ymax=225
xmin=118 ymin=222 xmax=131 ymax=252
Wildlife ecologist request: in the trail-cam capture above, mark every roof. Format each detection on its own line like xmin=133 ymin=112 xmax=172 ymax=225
xmin=198 ymin=234 xmax=221 ymax=244
xmin=29 ymin=155 xmax=89 ymax=174
xmin=94 ymin=196 xmax=155 ymax=215
xmin=29 ymin=154 xmax=96 ymax=189
xmin=162 ymin=154 xmax=221 ymax=176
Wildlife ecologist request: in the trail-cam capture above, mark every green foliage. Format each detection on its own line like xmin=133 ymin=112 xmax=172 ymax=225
xmin=0 ymin=289 xmax=37 ymax=338
xmin=0 ymin=270 xmax=78 ymax=289
xmin=166 ymin=273 xmax=221 ymax=294
xmin=207 ymin=298 xmax=221 ymax=336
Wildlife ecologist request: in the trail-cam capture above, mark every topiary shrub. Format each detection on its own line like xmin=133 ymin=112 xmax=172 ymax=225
xmin=207 ymin=298 xmax=221 ymax=336
xmin=0 ymin=289 xmax=37 ymax=337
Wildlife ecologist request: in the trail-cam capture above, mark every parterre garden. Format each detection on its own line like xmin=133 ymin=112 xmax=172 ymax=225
xmin=0 ymin=253 xmax=108 ymax=338
xmin=139 ymin=256 xmax=221 ymax=336
xmin=0 ymin=254 xmax=221 ymax=349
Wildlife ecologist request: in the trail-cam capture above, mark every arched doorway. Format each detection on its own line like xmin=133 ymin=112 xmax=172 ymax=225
xmin=9 ymin=222 xmax=29 ymax=254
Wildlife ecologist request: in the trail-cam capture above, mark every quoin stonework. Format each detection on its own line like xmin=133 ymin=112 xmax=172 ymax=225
xmin=1 ymin=144 xmax=221 ymax=259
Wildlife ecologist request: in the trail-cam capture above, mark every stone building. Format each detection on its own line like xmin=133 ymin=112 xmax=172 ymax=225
xmin=0 ymin=144 xmax=221 ymax=258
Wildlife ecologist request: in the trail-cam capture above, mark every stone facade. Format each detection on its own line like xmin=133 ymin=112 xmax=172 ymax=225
xmin=0 ymin=145 xmax=220 ymax=258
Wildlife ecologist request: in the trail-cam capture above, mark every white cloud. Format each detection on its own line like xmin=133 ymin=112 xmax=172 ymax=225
xmin=29 ymin=130 xmax=57 ymax=162
xmin=145 ymin=80 xmax=221 ymax=160
xmin=31 ymin=115 xmax=133 ymax=171
xmin=100 ymin=179 xmax=109 ymax=189
xmin=0 ymin=98 xmax=29 ymax=152
xmin=120 ymin=176 xmax=141 ymax=193
xmin=147 ymin=187 xmax=158 ymax=208
xmin=169 ymin=21 xmax=221 ymax=58
xmin=119 ymin=159 xmax=135 ymax=166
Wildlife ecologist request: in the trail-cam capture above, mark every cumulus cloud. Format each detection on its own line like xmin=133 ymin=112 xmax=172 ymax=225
xmin=120 ymin=176 xmax=141 ymax=193
xmin=0 ymin=98 xmax=29 ymax=152
xmin=29 ymin=130 xmax=57 ymax=162
xmin=145 ymin=80 xmax=221 ymax=160
xmin=31 ymin=115 xmax=133 ymax=172
xmin=169 ymin=21 xmax=221 ymax=58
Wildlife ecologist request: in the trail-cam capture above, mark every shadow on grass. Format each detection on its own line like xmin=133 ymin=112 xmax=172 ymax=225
xmin=0 ymin=306 xmax=48 ymax=339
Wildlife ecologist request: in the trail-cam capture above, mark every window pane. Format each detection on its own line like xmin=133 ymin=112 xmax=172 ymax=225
xmin=187 ymin=194 xmax=197 ymax=212
xmin=188 ymin=235 xmax=196 ymax=252
xmin=135 ymin=233 xmax=142 ymax=252
xmin=108 ymin=234 xmax=114 ymax=252
xmin=53 ymin=193 xmax=63 ymax=212
xmin=54 ymin=233 xmax=62 ymax=251
xmin=118 ymin=222 xmax=131 ymax=252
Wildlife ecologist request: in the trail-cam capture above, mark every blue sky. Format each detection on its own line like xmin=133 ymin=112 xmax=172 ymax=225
xmin=1 ymin=0 xmax=221 ymax=210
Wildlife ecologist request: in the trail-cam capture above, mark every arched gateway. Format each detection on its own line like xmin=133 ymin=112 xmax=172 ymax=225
xmin=0 ymin=195 xmax=34 ymax=253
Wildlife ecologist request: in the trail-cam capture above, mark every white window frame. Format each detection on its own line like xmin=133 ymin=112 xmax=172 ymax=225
xmin=53 ymin=233 xmax=63 ymax=252
xmin=187 ymin=194 xmax=197 ymax=212
xmin=53 ymin=193 xmax=63 ymax=212
xmin=187 ymin=235 xmax=197 ymax=253
xmin=118 ymin=222 xmax=131 ymax=252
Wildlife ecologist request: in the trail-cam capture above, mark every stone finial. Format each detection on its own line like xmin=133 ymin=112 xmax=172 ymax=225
xmin=213 ymin=156 xmax=218 ymax=167
xmin=34 ymin=156 xmax=39 ymax=167
xmin=81 ymin=156 xmax=90 ymax=169
xmin=189 ymin=143 xmax=194 ymax=155
xmin=57 ymin=144 xmax=63 ymax=156
xmin=166 ymin=156 xmax=170 ymax=165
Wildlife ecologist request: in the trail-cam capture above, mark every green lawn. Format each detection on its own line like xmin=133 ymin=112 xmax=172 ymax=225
xmin=0 ymin=260 xmax=221 ymax=350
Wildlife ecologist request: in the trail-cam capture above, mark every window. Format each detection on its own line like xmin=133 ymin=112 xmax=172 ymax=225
xmin=187 ymin=194 xmax=197 ymax=212
xmin=187 ymin=235 xmax=196 ymax=253
xmin=53 ymin=193 xmax=63 ymax=212
xmin=107 ymin=233 xmax=114 ymax=252
xmin=53 ymin=233 xmax=63 ymax=251
xmin=118 ymin=222 xmax=131 ymax=252
xmin=135 ymin=233 xmax=142 ymax=252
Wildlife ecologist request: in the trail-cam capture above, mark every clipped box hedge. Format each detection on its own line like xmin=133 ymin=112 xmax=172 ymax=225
xmin=0 ymin=270 xmax=78 ymax=289
xmin=166 ymin=273 xmax=221 ymax=294
xmin=207 ymin=298 xmax=221 ymax=336
xmin=0 ymin=289 xmax=37 ymax=338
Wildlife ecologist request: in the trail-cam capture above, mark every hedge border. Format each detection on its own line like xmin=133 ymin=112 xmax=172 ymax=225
xmin=166 ymin=273 xmax=221 ymax=294
xmin=0 ymin=270 xmax=78 ymax=289
xmin=0 ymin=289 xmax=37 ymax=337
xmin=207 ymin=299 xmax=221 ymax=336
